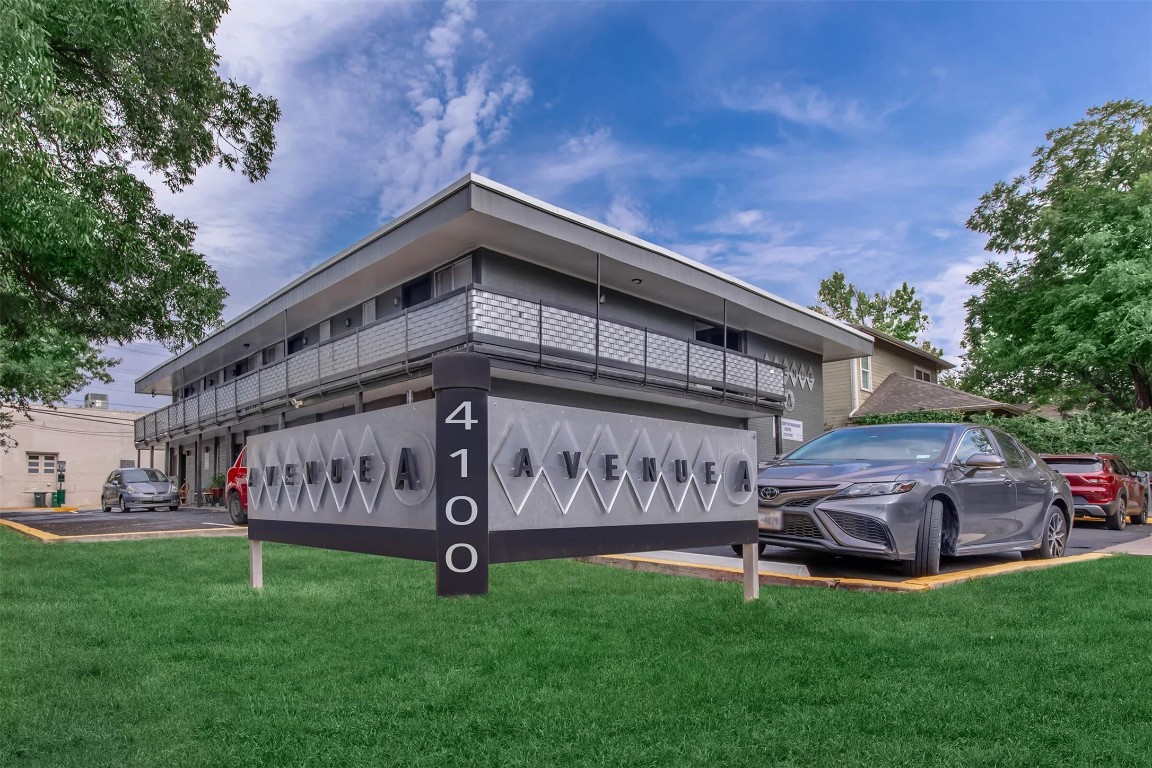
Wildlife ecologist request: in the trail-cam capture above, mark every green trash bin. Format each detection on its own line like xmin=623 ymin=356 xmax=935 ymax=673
xmin=52 ymin=490 xmax=66 ymax=506
xmin=32 ymin=491 xmax=47 ymax=508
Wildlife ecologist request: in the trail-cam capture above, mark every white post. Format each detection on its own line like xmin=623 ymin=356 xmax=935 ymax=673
xmin=250 ymin=539 xmax=264 ymax=589
xmin=742 ymin=542 xmax=759 ymax=601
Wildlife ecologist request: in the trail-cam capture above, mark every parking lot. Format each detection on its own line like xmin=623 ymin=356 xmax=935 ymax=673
xmin=2 ymin=507 xmax=1148 ymax=587
xmin=679 ymin=516 xmax=1152 ymax=582
xmin=0 ymin=506 xmax=243 ymax=542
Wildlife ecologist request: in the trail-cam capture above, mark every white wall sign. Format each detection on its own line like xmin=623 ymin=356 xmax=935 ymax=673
xmin=781 ymin=418 xmax=804 ymax=442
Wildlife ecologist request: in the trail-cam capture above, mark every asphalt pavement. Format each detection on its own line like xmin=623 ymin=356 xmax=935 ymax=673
xmin=678 ymin=516 xmax=1152 ymax=582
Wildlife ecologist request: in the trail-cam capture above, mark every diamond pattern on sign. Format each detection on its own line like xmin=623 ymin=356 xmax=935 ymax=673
xmin=661 ymin=433 xmax=695 ymax=512
xmin=492 ymin=418 xmax=548 ymax=515
xmin=304 ymin=434 xmax=327 ymax=512
xmin=328 ymin=430 xmax=354 ymax=512
xmin=247 ymin=449 xmax=265 ymax=513
xmin=692 ymin=436 xmax=721 ymax=511
xmin=355 ymin=426 xmax=386 ymax=513
xmin=282 ymin=438 xmax=304 ymax=512
xmin=588 ymin=425 xmax=627 ymax=512
xmin=262 ymin=440 xmax=283 ymax=511
xmin=541 ymin=421 xmax=588 ymax=514
xmin=625 ymin=428 xmax=665 ymax=513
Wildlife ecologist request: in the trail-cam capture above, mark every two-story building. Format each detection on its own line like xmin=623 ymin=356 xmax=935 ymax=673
xmin=132 ymin=176 xmax=872 ymax=494
xmin=822 ymin=324 xmax=954 ymax=429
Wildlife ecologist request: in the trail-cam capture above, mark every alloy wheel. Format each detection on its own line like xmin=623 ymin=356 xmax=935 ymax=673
xmin=1046 ymin=512 xmax=1068 ymax=558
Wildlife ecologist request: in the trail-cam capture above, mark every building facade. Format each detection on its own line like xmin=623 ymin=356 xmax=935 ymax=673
xmin=1 ymin=403 xmax=151 ymax=509
xmin=132 ymin=176 xmax=871 ymax=492
xmin=822 ymin=325 xmax=954 ymax=429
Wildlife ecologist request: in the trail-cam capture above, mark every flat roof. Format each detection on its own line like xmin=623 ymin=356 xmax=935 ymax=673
xmin=137 ymin=174 xmax=872 ymax=393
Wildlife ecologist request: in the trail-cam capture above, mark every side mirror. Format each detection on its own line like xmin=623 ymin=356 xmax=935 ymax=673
xmin=1138 ymin=471 xmax=1149 ymax=480
xmin=963 ymin=453 xmax=1006 ymax=470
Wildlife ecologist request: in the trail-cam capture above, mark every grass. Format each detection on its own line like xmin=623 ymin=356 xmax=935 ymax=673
xmin=1 ymin=528 xmax=1150 ymax=767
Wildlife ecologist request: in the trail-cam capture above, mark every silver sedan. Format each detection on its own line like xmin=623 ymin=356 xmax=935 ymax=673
xmin=756 ymin=423 xmax=1074 ymax=576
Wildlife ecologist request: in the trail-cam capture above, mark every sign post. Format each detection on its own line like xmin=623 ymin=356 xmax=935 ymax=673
xmin=433 ymin=354 xmax=491 ymax=597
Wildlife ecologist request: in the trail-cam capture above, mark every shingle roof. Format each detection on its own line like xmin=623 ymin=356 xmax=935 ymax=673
xmin=850 ymin=374 xmax=1030 ymax=419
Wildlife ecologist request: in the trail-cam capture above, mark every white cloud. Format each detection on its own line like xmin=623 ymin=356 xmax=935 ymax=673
xmin=98 ymin=0 xmax=533 ymax=409
xmin=604 ymin=194 xmax=651 ymax=235
xmin=920 ymin=248 xmax=1012 ymax=362
xmin=723 ymin=83 xmax=871 ymax=131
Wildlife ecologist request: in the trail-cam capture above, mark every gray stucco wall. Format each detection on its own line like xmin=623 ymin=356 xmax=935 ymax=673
xmin=745 ymin=332 xmax=824 ymax=459
xmin=480 ymin=250 xmax=694 ymax=339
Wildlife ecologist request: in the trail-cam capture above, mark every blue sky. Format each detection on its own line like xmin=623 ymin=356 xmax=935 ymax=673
xmin=89 ymin=0 xmax=1152 ymax=411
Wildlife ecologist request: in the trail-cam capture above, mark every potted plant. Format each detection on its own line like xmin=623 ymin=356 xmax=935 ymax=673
xmin=207 ymin=473 xmax=226 ymax=505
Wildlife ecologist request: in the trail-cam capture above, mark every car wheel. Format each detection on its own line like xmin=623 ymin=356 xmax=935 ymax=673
xmin=102 ymin=503 xmax=111 ymax=513
xmin=228 ymin=493 xmax=248 ymax=526
xmin=1106 ymin=497 xmax=1127 ymax=530
xmin=1132 ymin=496 xmax=1148 ymax=526
xmin=902 ymin=498 xmax=943 ymax=578
xmin=169 ymin=505 xmax=180 ymax=512
xmin=1022 ymin=505 xmax=1068 ymax=560
xmin=119 ymin=496 xmax=130 ymax=513
xmin=730 ymin=542 xmax=765 ymax=558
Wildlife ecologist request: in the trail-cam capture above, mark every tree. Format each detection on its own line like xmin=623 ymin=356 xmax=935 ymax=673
xmin=963 ymin=100 xmax=1152 ymax=411
xmin=809 ymin=270 xmax=944 ymax=356
xmin=0 ymin=0 xmax=280 ymax=444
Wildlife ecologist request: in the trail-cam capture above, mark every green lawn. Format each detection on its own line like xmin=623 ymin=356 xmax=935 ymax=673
xmin=2 ymin=528 xmax=1150 ymax=767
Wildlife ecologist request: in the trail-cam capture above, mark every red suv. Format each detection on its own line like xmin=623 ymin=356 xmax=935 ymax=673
xmin=225 ymin=447 xmax=248 ymax=525
xmin=1041 ymin=454 xmax=1148 ymax=529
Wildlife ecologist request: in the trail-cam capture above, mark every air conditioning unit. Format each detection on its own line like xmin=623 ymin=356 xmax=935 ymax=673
xmin=83 ymin=393 xmax=109 ymax=409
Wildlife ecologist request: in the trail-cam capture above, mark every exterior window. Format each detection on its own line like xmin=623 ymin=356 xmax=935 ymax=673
xmin=262 ymin=344 xmax=280 ymax=365
xmin=120 ymin=459 xmax=136 ymax=468
xmin=860 ymin=357 xmax=872 ymax=391
xmin=993 ymin=432 xmax=1031 ymax=468
xmin=693 ymin=320 xmax=745 ymax=352
xmin=434 ymin=256 xmax=473 ymax=296
xmin=915 ymin=367 xmax=933 ymax=382
xmin=27 ymin=453 xmax=58 ymax=474
xmin=954 ymin=430 xmax=995 ymax=464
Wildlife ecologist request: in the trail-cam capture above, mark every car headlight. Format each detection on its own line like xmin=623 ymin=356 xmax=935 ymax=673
xmin=126 ymin=485 xmax=145 ymax=494
xmin=833 ymin=481 xmax=917 ymax=498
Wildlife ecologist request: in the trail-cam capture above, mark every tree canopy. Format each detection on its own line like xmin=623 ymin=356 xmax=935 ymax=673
xmin=962 ymin=100 xmax=1151 ymax=411
xmin=0 ymin=0 xmax=279 ymax=443
xmin=809 ymin=270 xmax=944 ymax=356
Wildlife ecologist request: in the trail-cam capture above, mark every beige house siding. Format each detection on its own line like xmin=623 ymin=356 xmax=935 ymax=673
xmin=823 ymin=359 xmax=855 ymax=429
xmin=0 ymin=405 xmax=154 ymax=509
xmin=823 ymin=339 xmax=946 ymax=429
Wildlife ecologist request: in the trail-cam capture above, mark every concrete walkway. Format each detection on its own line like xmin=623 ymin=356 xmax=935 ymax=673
xmin=1102 ymin=532 xmax=1152 ymax=556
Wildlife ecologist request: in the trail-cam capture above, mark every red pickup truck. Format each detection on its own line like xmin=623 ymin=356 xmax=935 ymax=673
xmin=1042 ymin=453 xmax=1148 ymax=529
xmin=225 ymin=447 xmax=248 ymax=525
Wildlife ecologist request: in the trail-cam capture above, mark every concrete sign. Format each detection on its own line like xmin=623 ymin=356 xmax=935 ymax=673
xmin=246 ymin=353 xmax=759 ymax=597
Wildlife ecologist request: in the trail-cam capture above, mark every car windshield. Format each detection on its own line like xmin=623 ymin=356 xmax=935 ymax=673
xmin=1044 ymin=459 xmax=1103 ymax=474
xmin=786 ymin=426 xmax=953 ymax=463
xmin=122 ymin=468 xmax=168 ymax=483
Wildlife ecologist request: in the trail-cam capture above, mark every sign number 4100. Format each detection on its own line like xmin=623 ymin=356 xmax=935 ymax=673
xmin=445 ymin=401 xmax=478 ymax=430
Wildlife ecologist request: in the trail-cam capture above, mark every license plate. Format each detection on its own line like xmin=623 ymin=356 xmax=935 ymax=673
xmin=758 ymin=509 xmax=783 ymax=531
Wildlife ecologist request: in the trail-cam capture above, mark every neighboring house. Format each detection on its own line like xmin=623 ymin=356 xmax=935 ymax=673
xmin=131 ymin=174 xmax=872 ymax=492
xmin=823 ymin=325 xmax=955 ymax=429
xmin=0 ymin=398 xmax=153 ymax=509
xmin=847 ymin=373 xmax=1031 ymax=421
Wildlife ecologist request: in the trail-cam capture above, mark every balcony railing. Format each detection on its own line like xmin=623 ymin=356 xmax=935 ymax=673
xmin=134 ymin=288 xmax=786 ymax=444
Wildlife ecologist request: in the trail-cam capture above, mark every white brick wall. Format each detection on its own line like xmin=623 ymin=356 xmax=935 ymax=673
xmin=471 ymin=290 xmax=540 ymax=345
xmin=541 ymin=306 xmax=596 ymax=356
xmin=236 ymin=375 xmax=259 ymax=405
xmin=688 ymin=343 xmax=724 ymax=384
xmin=288 ymin=348 xmax=319 ymax=390
xmin=598 ymin=320 xmax=645 ymax=367
xmin=646 ymin=334 xmax=688 ymax=377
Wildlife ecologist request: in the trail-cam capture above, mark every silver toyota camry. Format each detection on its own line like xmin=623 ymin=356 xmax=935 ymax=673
xmin=756 ymin=423 xmax=1074 ymax=576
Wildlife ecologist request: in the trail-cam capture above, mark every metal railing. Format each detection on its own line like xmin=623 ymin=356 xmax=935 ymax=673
xmin=135 ymin=287 xmax=785 ymax=444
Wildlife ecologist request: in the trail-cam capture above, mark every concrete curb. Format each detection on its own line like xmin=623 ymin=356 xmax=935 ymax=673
xmin=581 ymin=551 xmax=1114 ymax=593
xmin=0 ymin=518 xmax=247 ymax=544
